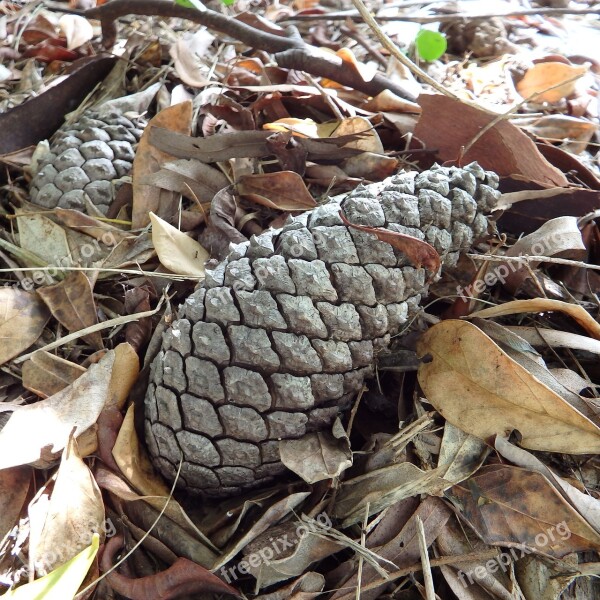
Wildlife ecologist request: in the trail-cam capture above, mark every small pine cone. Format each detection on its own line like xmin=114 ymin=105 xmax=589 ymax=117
xmin=144 ymin=163 xmax=501 ymax=497
xmin=29 ymin=110 xmax=145 ymax=215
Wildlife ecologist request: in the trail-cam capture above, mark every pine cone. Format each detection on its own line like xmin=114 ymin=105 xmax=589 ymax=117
xmin=29 ymin=110 xmax=145 ymax=214
xmin=144 ymin=163 xmax=501 ymax=497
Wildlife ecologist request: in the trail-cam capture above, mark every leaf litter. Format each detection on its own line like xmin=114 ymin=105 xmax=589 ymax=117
xmin=0 ymin=0 xmax=599 ymax=598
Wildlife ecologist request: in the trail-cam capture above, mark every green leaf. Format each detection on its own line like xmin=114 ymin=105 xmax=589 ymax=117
xmin=415 ymin=30 xmax=447 ymax=62
xmin=174 ymin=0 xmax=205 ymax=9
xmin=3 ymin=533 xmax=99 ymax=600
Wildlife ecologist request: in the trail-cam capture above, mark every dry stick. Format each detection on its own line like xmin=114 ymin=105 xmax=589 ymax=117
xmin=78 ymin=0 xmax=417 ymax=100
xmin=416 ymin=516 xmax=435 ymax=600
xmin=283 ymin=7 xmax=600 ymax=23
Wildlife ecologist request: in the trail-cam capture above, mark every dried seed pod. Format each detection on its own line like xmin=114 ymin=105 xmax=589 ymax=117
xmin=28 ymin=85 xmax=160 ymax=215
xmin=144 ymin=163 xmax=501 ymax=497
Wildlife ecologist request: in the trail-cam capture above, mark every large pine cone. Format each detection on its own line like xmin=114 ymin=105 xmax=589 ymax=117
xmin=144 ymin=163 xmax=500 ymax=497
xmin=29 ymin=110 xmax=145 ymax=214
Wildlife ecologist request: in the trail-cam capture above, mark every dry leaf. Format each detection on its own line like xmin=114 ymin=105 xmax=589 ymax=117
xmin=105 ymin=343 xmax=139 ymax=411
xmin=17 ymin=212 xmax=70 ymax=272
xmin=37 ymin=271 xmax=103 ymax=350
xmin=58 ymin=15 xmax=94 ymax=49
xmin=22 ymin=351 xmax=86 ymax=398
xmin=333 ymin=462 xmax=449 ymax=526
xmin=0 ymin=350 xmax=114 ymax=469
xmin=470 ymin=299 xmax=600 ymax=340
xmin=437 ymin=422 xmax=489 ymax=484
xmin=416 ymin=320 xmax=600 ymax=453
xmin=170 ymin=30 xmax=216 ymax=88
xmin=0 ymin=467 xmax=30 ymax=540
xmin=30 ymin=436 xmax=104 ymax=576
xmin=332 ymin=116 xmax=383 ymax=153
xmin=414 ymin=94 xmax=568 ymax=187
xmin=237 ymin=171 xmax=317 ymax=211
xmin=149 ymin=211 xmax=208 ymax=277
xmin=339 ymin=211 xmax=440 ymax=275
xmin=132 ymin=101 xmax=193 ymax=228
xmin=0 ymin=288 xmax=50 ymax=365
xmin=279 ymin=418 xmax=352 ymax=484
xmin=448 ymin=464 xmax=600 ymax=557
xmin=517 ymin=62 xmax=588 ymax=103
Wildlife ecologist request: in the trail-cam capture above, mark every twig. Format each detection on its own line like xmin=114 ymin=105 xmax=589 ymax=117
xmin=280 ymin=7 xmax=600 ymax=23
xmin=73 ymin=0 xmax=417 ymax=100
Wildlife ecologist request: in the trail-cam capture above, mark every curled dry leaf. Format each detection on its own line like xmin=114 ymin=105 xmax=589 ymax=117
xmin=37 ymin=271 xmax=103 ymax=350
xmin=22 ymin=351 xmax=86 ymax=398
xmin=17 ymin=212 xmax=70 ymax=271
xmin=149 ymin=212 xmax=208 ymax=277
xmin=339 ymin=211 xmax=440 ymax=275
xmin=106 ymin=343 xmax=139 ymax=411
xmin=58 ymin=15 xmax=94 ymax=50
xmin=279 ymin=418 xmax=352 ymax=484
xmin=332 ymin=116 xmax=383 ymax=153
xmin=0 ymin=288 xmax=50 ymax=365
xmin=0 ymin=350 xmax=114 ymax=469
xmin=448 ymin=464 xmax=600 ymax=557
xmin=170 ymin=29 xmax=216 ymax=88
xmin=237 ymin=171 xmax=317 ymax=211
xmin=416 ymin=320 xmax=600 ymax=454
xmin=516 ymin=62 xmax=588 ymax=103
xmin=470 ymin=298 xmax=600 ymax=340
xmin=30 ymin=436 xmax=104 ymax=576
xmin=102 ymin=535 xmax=241 ymax=599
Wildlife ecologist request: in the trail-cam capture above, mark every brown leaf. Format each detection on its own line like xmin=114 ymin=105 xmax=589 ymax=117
xmin=37 ymin=271 xmax=103 ymax=350
xmin=132 ymin=101 xmax=193 ymax=228
xmin=414 ymin=94 xmax=568 ymax=187
xmin=448 ymin=465 xmax=600 ymax=557
xmin=0 ymin=350 xmax=114 ymax=468
xmin=0 ymin=466 xmax=31 ymax=541
xmin=339 ymin=210 xmax=440 ymax=275
xmin=22 ymin=351 xmax=86 ymax=398
xmin=237 ymin=171 xmax=317 ymax=211
xmin=416 ymin=320 xmax=600 ymax=454
xmin=101 ymin=535 xmax=241 ymax=599
xmin=0 ymin=288 xmax=50 ymax=366
xmin=516 ymin=62 xmax=588 ymax=103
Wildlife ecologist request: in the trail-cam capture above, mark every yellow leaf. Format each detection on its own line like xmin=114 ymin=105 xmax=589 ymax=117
xmin=149 ymin=212 xmax=208 ymax=277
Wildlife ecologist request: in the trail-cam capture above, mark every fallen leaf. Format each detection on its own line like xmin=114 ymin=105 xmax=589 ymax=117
xmin=416 ymin=320 xmax=600 ymax=454
xmin=341 ymin=152 xmax=399 ymax=180
xmin=280 ymin=418 xmax=352 ymax=484
xmin=101 ymin=535 xmax=241 ymax=599
xmin=106 ymin=343 xmax=139 ymax=410
xmin=0 ymin=350 xmax=114 ymax=468
xmin=132 ymin=101 xmax=193 ymax=228
xmin=448 ymin=464 xmax=600 ymax=557
xmin=30 ymin=436 xmax=104 ymax=576
xmin=333 ymin=462 xmax=449 ymax=526
xmin=237 ymin=171 xmax=317 ymax=211
xmin=414 ymin=94 xmax=568 ymax=187
xmin=3 ymin=533 xmax=99 ymax=600
xmin=17 ymin=212 xmax=71 ymax=273
xmin=332 ymin=116 xmax=383 ymax=153
xmin=58 ymin=15 xmax=94 ymax=50
xmin=516 ymin=62 xmax=588 ymax=103
xmin=170 ymin=29 xmax=216 ymax=88
xmin=437 ymin=422 xmax=489 ymax=485
xmin=339 ymin=210 xmax=440 ymax=275
xmin=149 ymin=211 xmax=208 ymax=277
xmin=0 ymin=288 xmax=50 ymax=366
xmin=37 ymin=271 xmax=103 ymax=350
xmin=0 ymin=467 xmax=30 ymax=541
xmin=470 ymin=299 xmax=600 ymax=340
xmin=22 ymin=351 xmax=86 ymax=398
